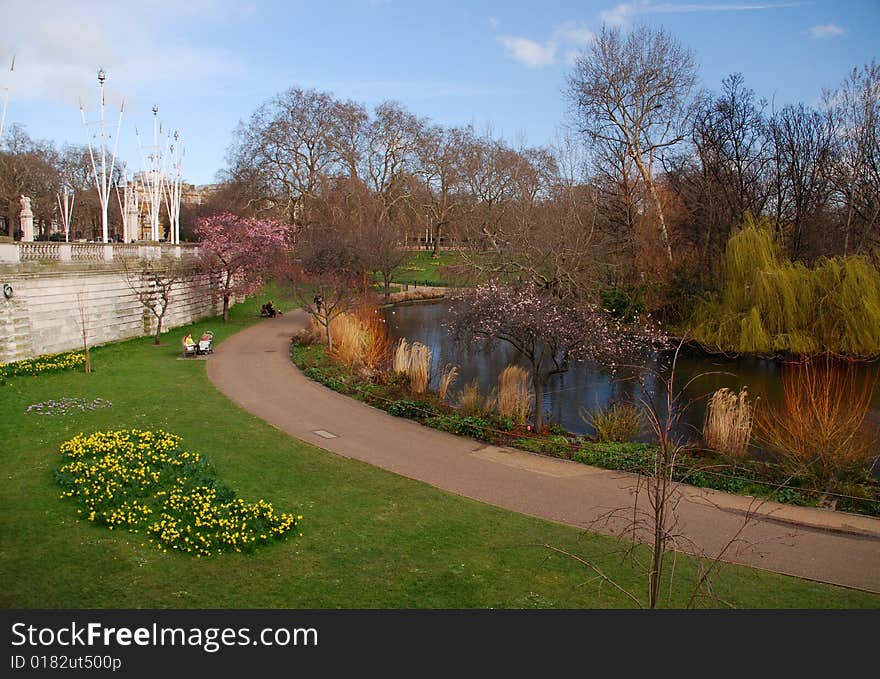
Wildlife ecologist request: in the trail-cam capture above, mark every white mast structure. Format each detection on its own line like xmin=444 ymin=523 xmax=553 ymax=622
xmin=80 ymin=68 xmax=124 ymax=243
xmin=56 ymin=188 xmax=74 ymax=242
xmin=0 ymin=55 xmax=14 ymax=142
xmin=162 ymin=129 xmax=184 ymax=244
xmin=113 ymin=163 xmax=139 ymax=243
xmin=136 ymin=105 xmax=164 ymax=241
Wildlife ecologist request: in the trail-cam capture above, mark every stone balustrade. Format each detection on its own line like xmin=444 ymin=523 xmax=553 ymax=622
xmin=0 ymin=242 xmax=200 ymax=266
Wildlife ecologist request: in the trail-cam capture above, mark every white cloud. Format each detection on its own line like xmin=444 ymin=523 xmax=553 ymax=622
xmin=498 ymin=36 xmax=558 ymax=68
xmin=601 ymin=2 xmax=643 ymax=27
xmin=553 ymin=22 xmax=595 ymax=45
xmin=498 ymin=21 xmax=594 ymax=68
xmin=807 ymin=23 xmax=845 ymax=39
xmin=0 ymin=0 xmax=247 ymax=107
xmin=600 ymin=1 xmax=805 ymax=27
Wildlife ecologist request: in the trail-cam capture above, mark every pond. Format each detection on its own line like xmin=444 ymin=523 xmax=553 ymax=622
xmin=383 ymin=300 xmax=880 ymax=461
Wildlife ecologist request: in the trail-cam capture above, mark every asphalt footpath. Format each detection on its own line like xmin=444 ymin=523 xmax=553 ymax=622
xmin=207 ymin=310 xmax=880 ymax=594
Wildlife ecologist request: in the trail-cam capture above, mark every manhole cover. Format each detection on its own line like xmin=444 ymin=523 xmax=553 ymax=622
xmin=313 ymin=430 xmax=338 ymax=439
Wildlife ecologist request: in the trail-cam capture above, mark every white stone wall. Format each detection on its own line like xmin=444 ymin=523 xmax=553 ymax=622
xmin=0 ymin=264 xmax=226 ymax=363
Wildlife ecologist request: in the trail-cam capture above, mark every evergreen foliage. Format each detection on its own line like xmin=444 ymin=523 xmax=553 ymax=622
xmin=690 ymin=216 xmax=880 ymax=355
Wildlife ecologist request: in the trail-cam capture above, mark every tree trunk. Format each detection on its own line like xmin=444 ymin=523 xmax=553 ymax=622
xmin=325 ymin=313 xmax=334 ymax=353
xmin=433 ymin=222 xmax=442 ymax=258
xmin=154 ymin=316 xmax=163 ymax=345
xmin=533 ymin=370 xmax=544 ymax=433
xmin=222 ymin=294 xmax=230 ymax=322
xmin=632 ymin=155 xmax=674 ymax=265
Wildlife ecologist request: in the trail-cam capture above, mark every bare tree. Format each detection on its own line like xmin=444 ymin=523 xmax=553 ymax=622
xmin=567 ymin=25 xmax=697 ymax=265
xmin=120 ymin=256 xmax=192 ymax=344
xmin=824 ymin=61 xmax=880 ymax=255
xmin=226 ymin=88 xmax=365 ymax=224
xmin=680 ymin=73 xmax=773 ymax=262
xmin=0 ymin=124 xmax=60 ymax=238
xmin=363 ymin=101 xmax=423 ymax=223
xmin=414 ymin=125 xmax=469 ymax=257
xmin=286 ymin=224 xmax=364 ymax=352
xmin=74 ymin=291 xmax=92 ymax=374
xmin=544 ymin=343 xmax=779 ymax=608
xmin=768 ymin=103 xmax=834 ymax=259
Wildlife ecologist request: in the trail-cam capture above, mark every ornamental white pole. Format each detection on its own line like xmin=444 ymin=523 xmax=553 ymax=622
xmin=0 ymin=55 xmax=14 ymax=143
xmin=56 ymin=188 xmax=74 ymax=242
xmin=80 ymin=68 xmax=124 ymax=243
xmin=136 ymin=105 xmax=164 ymax=241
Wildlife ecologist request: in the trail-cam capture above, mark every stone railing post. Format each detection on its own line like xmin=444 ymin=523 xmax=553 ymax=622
xmin=59 ymin=244 xmax=72 ymax=262
xmin=0 ymin=243 xmax=21 ymax=264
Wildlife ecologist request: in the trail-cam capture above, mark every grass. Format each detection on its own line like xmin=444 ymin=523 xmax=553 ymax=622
xmin=391 ymin=250 xmax=462 ymax=287
xmin=1 ymin=294 xmax=879 ymax=608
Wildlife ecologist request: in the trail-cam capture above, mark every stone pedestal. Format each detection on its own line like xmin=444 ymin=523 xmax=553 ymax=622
xmin=20 ymin=214 xmax=34 ymax=242
xmin=19 ymin=196 xmax=34 ymax=242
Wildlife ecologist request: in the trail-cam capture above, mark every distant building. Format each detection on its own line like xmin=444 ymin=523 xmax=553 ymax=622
xmin=127 ymin=174 xmax=218 ymax=240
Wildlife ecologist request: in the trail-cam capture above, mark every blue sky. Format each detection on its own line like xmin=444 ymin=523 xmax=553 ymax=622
xmin=1 ymin=0 xmax=877 ymax=185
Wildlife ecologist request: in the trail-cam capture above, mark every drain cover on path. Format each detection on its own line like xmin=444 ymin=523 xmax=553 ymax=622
xmin=313 ymin=430 xmax=338 ymax=439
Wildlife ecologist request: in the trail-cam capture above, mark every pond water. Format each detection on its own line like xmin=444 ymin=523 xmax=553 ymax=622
xmin=383 ymin=301 xmax=880 ymax=461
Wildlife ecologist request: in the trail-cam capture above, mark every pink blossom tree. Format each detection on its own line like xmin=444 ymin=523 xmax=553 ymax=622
xmin=196 ymin=213 xmax=293 ymax=322
xmin=448 ymin=282 xmax=665 ymax=432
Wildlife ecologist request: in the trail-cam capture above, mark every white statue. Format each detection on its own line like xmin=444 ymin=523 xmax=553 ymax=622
xmin=19 ymin=194 xmax=32 ymax=216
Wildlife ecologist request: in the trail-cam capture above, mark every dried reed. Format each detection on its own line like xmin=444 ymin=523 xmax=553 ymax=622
xmin=326 ymin=305 xmax=390 ymax=370
xmin=439 ymin=364 xmax=459 ymax=402
xmin=495 ymin=365 xmax=533 ymax=425
xmin=703 ymin=387 xmax=754 ymax=459
xmin=458 ymin=380 xmax=495 ymax=417
xmin=408 ymin=342 xmax=432 ymax=394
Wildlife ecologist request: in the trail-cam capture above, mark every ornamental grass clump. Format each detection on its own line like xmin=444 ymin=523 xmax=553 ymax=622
xmin=55 ymin=429 xmax=300 ymax=557
xmin=582 ymin=402 xmax=644 ymax=443
xmin=408 ymin=342 xmax=432 ymax=394
xmin=495 ymin=365 xmax=533 ymax=426
xmin=438 ymin=364 xmax=459 ymax=402
xmin=703 ymin=387 xmax=754 ymax=459
xmin=754 ymin=358 xmax=878 ymax=502
xmin=328 ymin=305 xmax=390 ymax=370
xmin=458 ymin=380 xmax=495 ymax=418
xmin=392 ymin=338 xmax=432 ymax=394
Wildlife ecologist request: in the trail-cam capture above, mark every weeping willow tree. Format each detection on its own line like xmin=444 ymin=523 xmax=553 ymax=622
xmin=690 ymin=216 xmax=880 ymax=356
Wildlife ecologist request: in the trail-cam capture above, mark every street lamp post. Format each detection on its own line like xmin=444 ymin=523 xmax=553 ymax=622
xmin=80 ymin=68 xmax=124 ymax=243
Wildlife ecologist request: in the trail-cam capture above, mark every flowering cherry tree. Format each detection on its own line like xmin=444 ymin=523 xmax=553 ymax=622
xmin=448 ymin=282 xmax=665 ymax=431
xmin=196 ymin=213 xmax=292 ymax=321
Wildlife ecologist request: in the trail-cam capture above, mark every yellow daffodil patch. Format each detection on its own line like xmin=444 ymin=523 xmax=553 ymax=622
xmin=2 ymin=350 xmax=87 ymax=381
xmin=55 ymin=429 xmax=300 ymax=557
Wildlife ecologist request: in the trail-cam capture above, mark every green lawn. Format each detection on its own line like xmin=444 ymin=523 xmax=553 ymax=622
xmin=391 ymin=250 xmax=462 ymax=286
xmin=0 ymin=292 xmax=877 ymax=608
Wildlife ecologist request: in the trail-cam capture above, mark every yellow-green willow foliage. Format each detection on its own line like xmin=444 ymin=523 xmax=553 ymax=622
xmin=690 ymin=216 xmax=880 ymax=355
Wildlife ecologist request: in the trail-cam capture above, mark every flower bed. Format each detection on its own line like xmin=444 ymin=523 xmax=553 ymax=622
xmin=55 ymin=429 xmax=301 ymax=557
xmin=1 ymin=350 xmax=86 ymax=382
xmin=26 ymin=397 xmax=112 ymax=416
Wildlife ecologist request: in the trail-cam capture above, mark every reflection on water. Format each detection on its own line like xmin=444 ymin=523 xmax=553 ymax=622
xmin=383 ymin=301 xmax=880 ymax=454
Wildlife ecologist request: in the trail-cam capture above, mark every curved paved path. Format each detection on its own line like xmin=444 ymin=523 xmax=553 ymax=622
xmin=208 ymin=311 xmax=880 ymax=594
